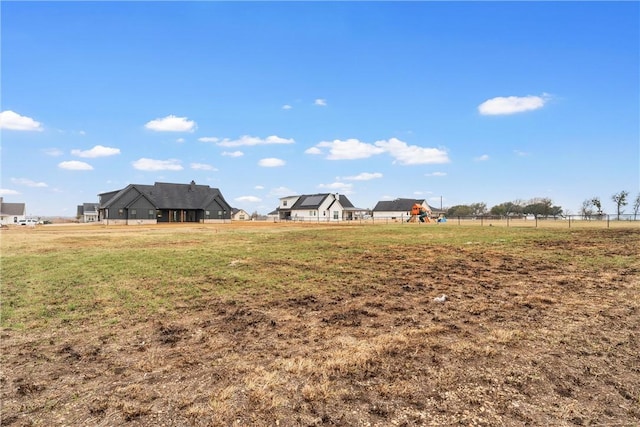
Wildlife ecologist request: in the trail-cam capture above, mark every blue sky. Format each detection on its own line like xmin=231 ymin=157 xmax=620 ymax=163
xmin=1 ymin=1 xmax=638 ymax=217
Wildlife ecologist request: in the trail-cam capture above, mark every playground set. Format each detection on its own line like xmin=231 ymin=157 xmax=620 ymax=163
xmin=407 ymin=203 xmax=431 ymax=223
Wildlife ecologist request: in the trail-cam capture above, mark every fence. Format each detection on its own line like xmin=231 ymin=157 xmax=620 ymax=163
xmin=364 ymin=214 xmax=640 ymax=228
xmin=269 ymin=214 xmax=640 ymax=228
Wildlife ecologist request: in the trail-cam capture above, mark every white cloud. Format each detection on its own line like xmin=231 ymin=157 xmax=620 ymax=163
xmin=144 ymin=115 xmax=196 ymax=132
xmin=43 ymin=148 xmax=63 ymax=157
xmin=59 ymin=160 xmax=93 ymax=170
xmin=374 ymin=138 xmax=450 ymax=165
xmin=269 ymin=186 xmax=295 ymax=197
xmin=198 ymin=137 xmax=219 ymax=143
xmin=254 ymin=185 xmax=265 ymax=190
xmin=217 ymin=135 xmax=295 ymax=147
xmin=474 ymin=154 xmax=490 ymax=161
xmin=10 ymin=178 xmax=48 ymax=188
xmin=314 ymin=99 xmax=327 ymax=107
xmin=258 ymin=158 xmax=286 ymax=167
xmin=176 ymin=138 xmax=185 ymax=143
xmin=340 ymin=172 xmax=383 ymax=181
xmin=222 ymin=151 xmax=244 ymax=157
xmin=71 ymin=145 xmax=121 ymax=158
xmin=317 ymin=139 xmax=385 ymax=160
xmin=478 ymin=94 xmax=550 ymax=115
xmin=514 ymin=150 xmax=530 ymax=156
xmin=282 ymin=104 xmax=292 ymax=110
xmin=312 ymin=138 xmax=449 ymax=165
xmin=0 ymin=189 xmax=20 ymax=196
xmin=305 ymin=147 xmax=323 ymax=155
xmin=317 ymin=182 xmax=353 ymax=193
xmin=425 ymin=172 xmax=447 ymax=177
xmin=235 ymin=196 xmax=262 ymax=203
xmin=190 ymin=163 xmax=217 ymax=171
xmin=0 ymin=110 xmax=43 ymax=131
xmin=132 ymin=158 xmax=183 ymax=171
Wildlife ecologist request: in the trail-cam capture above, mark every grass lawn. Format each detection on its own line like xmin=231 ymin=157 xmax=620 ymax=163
xmin=2 ymin=223 xmax=639 ymax=426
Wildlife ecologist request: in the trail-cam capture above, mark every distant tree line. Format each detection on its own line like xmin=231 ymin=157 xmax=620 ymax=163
xmin=443 ymin=191 xmax=640 ymax=220
xmin=581 ymin=191 xmax=640 ymax=220
xmin=445 ymin=198 xmax=563 ymax=218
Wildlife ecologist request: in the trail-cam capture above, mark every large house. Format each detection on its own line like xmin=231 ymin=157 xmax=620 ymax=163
xmin=0 ymin=197 xmax=26 ymax=225
xmin=98 ymin=181 xmax=233 ymax=225
xmin=77 ymin=203 xmax=100 ymax=223
xmin=372 ymin=198 xmax=435 ymax=221
xmin=275 ymin=193 xmax=364 ymax=221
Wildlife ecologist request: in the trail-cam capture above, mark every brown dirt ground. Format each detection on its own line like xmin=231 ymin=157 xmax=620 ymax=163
xmin=2 ymin=228 xmax=639 ymax=426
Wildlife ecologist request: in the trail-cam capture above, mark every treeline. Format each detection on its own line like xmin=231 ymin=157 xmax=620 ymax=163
xmin=581 ymin=191 xmax=640 ymax=220
xmin=444 ymin=191 xmax=640 ymax=219
xmin=444 ymin=198 xmax=563 ymax=218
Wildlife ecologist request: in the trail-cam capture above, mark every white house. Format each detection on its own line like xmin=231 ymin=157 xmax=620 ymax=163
xmin=231 ymin=208 xmax=251 ymax=221
xmin=77 ymin=203 xmax=100 ymax=223
xmin=0 ymin=197 xmax=26 ymax=225
xmin=275 ymin=193 xmax=363 ymax=221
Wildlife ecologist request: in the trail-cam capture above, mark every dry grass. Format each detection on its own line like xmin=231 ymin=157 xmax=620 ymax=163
xmin=1 ymin=222 xmax=639 ymax=426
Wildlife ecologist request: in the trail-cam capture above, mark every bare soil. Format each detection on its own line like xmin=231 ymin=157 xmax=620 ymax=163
xmin=2 ymin=227 xmax=639 ymax=426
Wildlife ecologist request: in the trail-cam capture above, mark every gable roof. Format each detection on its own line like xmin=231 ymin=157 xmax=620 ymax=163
xmin=285 ymin=193 xmax=358 ymax=210
xmin=373 ymin=198 xmax=431 ymax=212
xmin=99 ymin=181 xmax=232 ymax=211
xmin=77 ymin=203 xmax=100 ymax=216
xmin=291 ymin=194 xmax=330 ymax=209
xmin=0 ymin=198 xmax=26 ymax=216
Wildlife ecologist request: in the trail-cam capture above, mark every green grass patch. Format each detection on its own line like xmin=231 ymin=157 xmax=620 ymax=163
xmin=2 ymin=225 xmax=638 ymax=329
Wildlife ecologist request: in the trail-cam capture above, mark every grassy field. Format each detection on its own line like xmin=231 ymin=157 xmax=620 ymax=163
xmin=1 ymin=223 xmax=639 ymax=426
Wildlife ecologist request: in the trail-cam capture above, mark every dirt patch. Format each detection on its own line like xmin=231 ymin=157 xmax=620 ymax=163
xmin=2 ymin=228 xmax=639 ymax=426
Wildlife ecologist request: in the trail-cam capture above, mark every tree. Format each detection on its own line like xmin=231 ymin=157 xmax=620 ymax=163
xmin=522 ymin=198 xmax=562 ymax=218
xmin=490 ymin=201 xmax=523 ymax=217
xmin=591 ymin=197 xmax=604 ymax=218
xmin=633 ymin=193 xmax=640 ymax=221
xmin=446 ymin=205 xmax=474 ymax=217
xmin=469 ymin=202 xmax=487 ymax=216
xmin=580 ymin=199 xmax=594 ymax=219
xmin=611 ymin=191 xmax=629 ymax=220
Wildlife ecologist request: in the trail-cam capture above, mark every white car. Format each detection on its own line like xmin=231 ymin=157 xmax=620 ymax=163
xmin=18 ymin=219 xmax=38 ymax=226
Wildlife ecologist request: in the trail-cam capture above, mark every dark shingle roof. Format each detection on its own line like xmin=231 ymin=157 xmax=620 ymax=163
xmin=0 ymin=201 xmax=26 ymax=216
xmin=290 ymin=194 xmax=331 ymax=209
xmin=373 ymin=198 xmax=427 ymax=212
xmin=100 ymin=181 xmax=232 ymax=211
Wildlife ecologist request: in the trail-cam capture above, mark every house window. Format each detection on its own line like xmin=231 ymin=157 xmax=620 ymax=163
xmin=130 ymin=209 xmax=137 ymax=218
xmin=148 ymin=209 xmax=154 ymax=219
xmin=218 ymin=211 xmax=222 ymax=217
xmin=283 ymin=200 xmax=287 ymax=206
xmin=239 ymin=214 xmax=245 ymax=220
xmin=333 ymin=211 xmax=339 ymax=220
xmin=309 ymin=211 xmax=317 ymax=216
xmin=118 ymin=209 xmax=124 ymax=215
